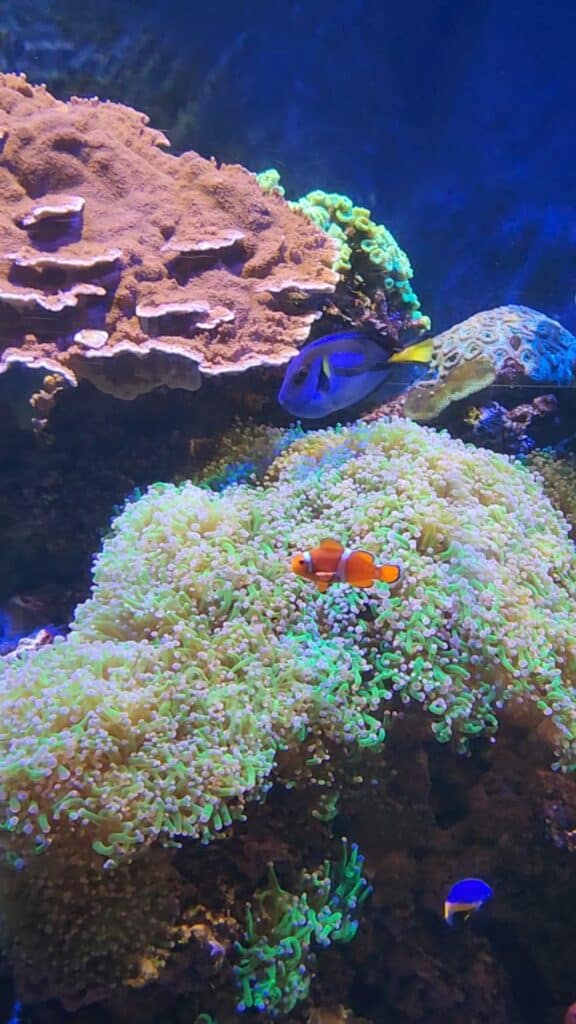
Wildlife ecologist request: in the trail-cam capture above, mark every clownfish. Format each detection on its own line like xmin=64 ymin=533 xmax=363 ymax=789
xmin=290 ymin=537 xmax=401 ymax=593
xmin=443 ymin=878 xmax=493 ymax=925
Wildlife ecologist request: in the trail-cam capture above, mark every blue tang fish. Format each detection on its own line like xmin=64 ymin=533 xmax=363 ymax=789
xmin=278 ymin=331 xmax=433 ymax=419
xmin=443 ymin=877 xmax=493 ymax=925
xmin=7 ymin=1003 xmax=21 ymax=1024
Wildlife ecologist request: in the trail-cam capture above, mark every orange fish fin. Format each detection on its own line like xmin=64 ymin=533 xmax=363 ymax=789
xmin=315 ymin=579 xmax=331 ymax=593
xmin=344 ymin=550 xmax=377 ymax=588
xmin=318 ymin=537 xmax=344 ymax=553
xmin=377 ymin=563 xmax=401 ymax=584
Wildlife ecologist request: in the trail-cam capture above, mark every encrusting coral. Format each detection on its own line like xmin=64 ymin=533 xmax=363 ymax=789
xmin=0 ymin=839 xmax=186 ymax=1003
xmin=461 ymin=394 xmax=558 ymax=455
xmin=0 ymin=417 xmax=575 ymax=1004
xmin=402 ymin=305 xmax=576 ymax=422
xmin=0 ymin=74 xmax=338 ymax=417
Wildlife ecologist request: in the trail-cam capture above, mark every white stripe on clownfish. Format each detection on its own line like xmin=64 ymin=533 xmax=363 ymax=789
xmin=334 ymin=547 xmax=353 ymax=580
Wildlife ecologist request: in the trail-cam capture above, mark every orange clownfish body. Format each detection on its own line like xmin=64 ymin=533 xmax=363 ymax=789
xmin=290 ymin=537 xmax=401 ymax=593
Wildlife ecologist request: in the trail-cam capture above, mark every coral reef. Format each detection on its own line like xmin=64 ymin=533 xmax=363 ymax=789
xmin=0 ymin=418 xmax=575 ymax=1010
xmin=461 ymin=394 xmax=558 ymax=455
xmin=0 ymin=369 xmax=288 ymax=608
xmin=2 ymin=418 xmax=575 ymax=858
xmin=0 ymin=16 xmax=575 ymax=1024
xmin=330 ymin=716 xmax=576 ymax=1024
xmin=256 ymin=170 xmax=430 ymax=341
xmin=0 ymin=841 xmax=186 ymax=1005
xmin=234 ymin=839 xmax=370 ymax=1016
xmin=0 ymin=74 xmax=338 ymax=419
xmin=525 ymin=450 xmax=576 ymax=538
xmin=403 ymin=305 xmax=576 ymax=422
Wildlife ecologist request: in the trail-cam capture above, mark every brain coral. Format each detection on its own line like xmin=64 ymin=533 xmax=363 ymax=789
xmin=0 ymin=73 xmax=338 ymax=408
xmin=0 ymin=418 xmax=575 ymax=870
xmin=404 ymin=305 xmax=576 ymax=421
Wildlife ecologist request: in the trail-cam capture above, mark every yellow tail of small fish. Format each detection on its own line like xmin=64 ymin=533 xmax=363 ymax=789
xmin=388 ymin=339 xmax=434 ymax=364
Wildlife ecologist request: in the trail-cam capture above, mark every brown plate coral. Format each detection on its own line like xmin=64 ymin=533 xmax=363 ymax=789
xmin=0 ymin=73 xmax=338 ymax=415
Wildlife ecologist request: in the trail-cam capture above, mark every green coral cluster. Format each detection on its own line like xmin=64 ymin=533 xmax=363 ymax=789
xmin=0 ymin=416 xmax=575 ymax=997
xmin=234 ymin=839 xmax=371 ymax=1016
xmin=525 ymin=450 xmax=576 ymax=538
xmin=193 ymin=421 xmax=303 ymax=492
xmin=256 ymin=168 xmax=429 ymax=329
xmin=0 ymin=418 xmax=575 ymax=866
xmin=255 ymin=168 xmax=286 ymax=197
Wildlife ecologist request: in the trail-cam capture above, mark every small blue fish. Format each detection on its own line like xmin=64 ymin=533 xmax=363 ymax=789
xmin=7 ymin=1002 xmax=21 ymax=1024
xmin=278 ymin=331 xmax=433 ymax=419
xmin=443 ymin=877 xmax=493 ymax=925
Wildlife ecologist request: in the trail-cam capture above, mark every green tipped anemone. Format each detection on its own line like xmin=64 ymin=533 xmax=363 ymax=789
xmin=234 ymin=838 xmax=371 ymax=1016
xmin=0 ymin=417 xmax=574 ymax=866
xmin=0 ymin=416 xmax=575 ymax=1001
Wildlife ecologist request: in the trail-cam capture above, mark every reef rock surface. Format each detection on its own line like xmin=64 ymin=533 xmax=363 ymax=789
xmin=0 ymin=73 xmax=338 ymax=412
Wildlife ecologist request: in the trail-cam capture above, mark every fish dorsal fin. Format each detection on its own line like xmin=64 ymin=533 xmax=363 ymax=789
xmin=348 ymin=548 xmax=373 ymax=562
xmin=318 ymin=537 xmax=344 ymax=553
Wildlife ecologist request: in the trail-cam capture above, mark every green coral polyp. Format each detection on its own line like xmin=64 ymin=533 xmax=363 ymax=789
xmin=234 ymin=839 xmax=371 ymax=1015
xmin=255 ymin=169 xmax=429 ymax=326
